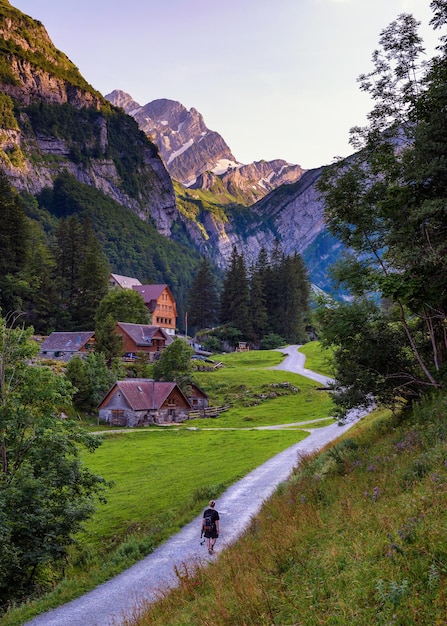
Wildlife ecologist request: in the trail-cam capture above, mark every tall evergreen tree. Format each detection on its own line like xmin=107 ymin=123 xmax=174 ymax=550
xmin=52 ymin=215 xmax=110 ymax=330
xmin=249 ymin=253 xmax=268 ymax=345
xmin=0 ymin=170 xmax=31 ymax=313
xmin=72 ymin=219 xmax=110 ymax=330
xmin=186 ymin=258 xmax=219 ymax=333
xmin=220 ymin=246 xmax=251 ymax=338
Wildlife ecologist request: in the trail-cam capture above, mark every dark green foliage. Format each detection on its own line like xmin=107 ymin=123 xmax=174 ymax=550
xmin=260 ymin=332 xmax=286 ymax=350
xmin=316 ymin=7 xmax=447 ymax=417
xmin=220 ymin=247 xmax=251 ymax=338
xmin=0 ymin=314 xmax=109 ymax=606
xmin=186 ymin=258 xmax=220 ymax=333
xmin=217 ymin=243 xmax=311 ymax=348
xmin=66 ymin=352 xmax=115 ymax=412
xmin=95 ymin=288 xmax=149 ymax=327
xmin=0 ymin=169 xmax=31 ymax=312
xmin=0 ymin=93 xmax=17 ymax=128
xmin=94 ymin=313 xmax=125 ymax=366
xmin=152 ymin=337 xmax=194 ymax=391
xmin=51 ymin=214 xmax=110 ymax=330
xmin=65 ymin=356 xmax=91 ymax=412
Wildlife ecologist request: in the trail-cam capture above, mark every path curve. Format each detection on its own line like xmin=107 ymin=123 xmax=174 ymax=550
xmin=26 ymin=346 xmax=363 ymax=626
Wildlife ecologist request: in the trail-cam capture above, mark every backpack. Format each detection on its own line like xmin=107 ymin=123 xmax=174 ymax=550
xmin=204 ymin=511 xmax=213 ymax=532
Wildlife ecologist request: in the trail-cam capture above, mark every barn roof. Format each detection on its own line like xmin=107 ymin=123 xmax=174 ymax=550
xmin=116 ymin=322 xmax=169 ymax=347
xmin=99 ymin=379 xmax=191 ymax=410
xmin=110 ymin=274 xmax=142 ymax=289
xmin=40 ymin=331 xmax=95 ymax=352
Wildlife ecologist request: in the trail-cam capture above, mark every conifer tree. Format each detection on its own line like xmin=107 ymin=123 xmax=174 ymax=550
xmin=0 ymin=170 xmax=31 ymax=313
xmin=249 ymin=252 xmax=268 ymax=345
xmin=220 ymin=246 xmax=251 ymax=338
xmin=186 ymin=258 xmax=219 ymax=333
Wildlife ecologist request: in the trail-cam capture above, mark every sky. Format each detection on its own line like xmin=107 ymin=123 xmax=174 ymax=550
xmin=11 ymin=0 xmax=440 ymax=169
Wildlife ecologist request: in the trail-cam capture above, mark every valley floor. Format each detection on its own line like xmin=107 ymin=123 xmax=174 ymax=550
xmin=25 ymin=347 xmax=364 ymax=626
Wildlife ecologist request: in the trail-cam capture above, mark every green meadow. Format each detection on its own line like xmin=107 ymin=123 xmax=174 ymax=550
xmin=4 ymin=345 xmax=335 ymax=625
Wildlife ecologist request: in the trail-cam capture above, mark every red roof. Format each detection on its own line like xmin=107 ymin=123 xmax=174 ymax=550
xmin=116 ymin=322 xmax=169 ymax=346
xmin=99 ymin=380 xmax=191 ymax=410
xmin=132 ymin=284 xmax=167 ymax=306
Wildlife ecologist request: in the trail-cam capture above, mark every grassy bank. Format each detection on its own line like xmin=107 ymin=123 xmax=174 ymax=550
xmin=129 ymin=393 xmax=447 ymax=625
xmin=298 ymin=340 xmax=334 ymax=376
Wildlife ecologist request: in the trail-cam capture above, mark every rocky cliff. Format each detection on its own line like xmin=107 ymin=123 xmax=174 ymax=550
xmin=0 ymin=1 xmax=178 ymax=236
xmin=106 ymin=90 xmax=305 ymax=205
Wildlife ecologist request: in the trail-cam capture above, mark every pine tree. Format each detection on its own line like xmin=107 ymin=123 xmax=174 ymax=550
xmin=220 ymin=247 xmax=251 ymax=338
xmin=72 ymin=218 xmax=110 ymax=330
xmin=186 ymin=258 xmax=219 ymax=333
xmin=249 ymin=254 xmax=268 ymax=345
xmin=0 ymin=170 xmax=31 ymax=313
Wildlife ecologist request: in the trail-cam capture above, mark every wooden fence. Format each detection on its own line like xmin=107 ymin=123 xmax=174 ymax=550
xmin=188 ymin=404 xmax=230 ymax=419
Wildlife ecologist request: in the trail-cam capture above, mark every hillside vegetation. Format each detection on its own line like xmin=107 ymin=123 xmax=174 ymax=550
xmin=130 ymin=393 xmax=447 ymax=625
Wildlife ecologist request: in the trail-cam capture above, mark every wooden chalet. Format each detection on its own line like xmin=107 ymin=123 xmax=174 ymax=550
xmin=114 ymin=322 xmax=171 ymax=360
xmin=38 ymin=331 xmax=95 ymax=361
xmin=132 ymin=284 xmax=177 ymax=336
xmin=98 ymin=379 xmax=192 ymax=426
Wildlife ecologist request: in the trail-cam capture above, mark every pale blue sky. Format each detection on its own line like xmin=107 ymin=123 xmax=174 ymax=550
xmin=12 ymin=0 xmax=438 ymax=169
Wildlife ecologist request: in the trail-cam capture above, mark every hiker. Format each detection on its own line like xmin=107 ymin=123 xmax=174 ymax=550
xmin=201 ymin=499 xmax=220 ymax=554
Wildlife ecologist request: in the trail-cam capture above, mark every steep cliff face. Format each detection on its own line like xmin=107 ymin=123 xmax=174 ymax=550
xmin=106 ymin=91 xmax=237 ymax=186
xmin=172 ymin=165 xmax=327 ymax=278
xmin=0 ymin=2 xmax=178 ymax=236
xmin=106 ymin=90 xmax=304 ymax=203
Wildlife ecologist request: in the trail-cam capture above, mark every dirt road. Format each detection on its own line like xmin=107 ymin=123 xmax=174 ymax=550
xmin=26 ymin=346 xmax=363 ymax=626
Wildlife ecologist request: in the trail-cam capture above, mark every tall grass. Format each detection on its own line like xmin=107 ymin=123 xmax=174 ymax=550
xmin=129 ymin=394 xmax=447 ymax=625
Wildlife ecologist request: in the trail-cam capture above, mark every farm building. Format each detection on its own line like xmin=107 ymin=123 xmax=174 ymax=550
xmin=98 ymin=379 xmax=193 ymax=426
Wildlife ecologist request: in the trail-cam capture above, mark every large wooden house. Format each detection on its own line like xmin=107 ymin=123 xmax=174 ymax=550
xmin=98 ymin=379 xmax=192 ymax=426
xmin=114 ymin=322 xmax=171 ymax=360
xmin=132 ymin=284 xmax=177 ymax=336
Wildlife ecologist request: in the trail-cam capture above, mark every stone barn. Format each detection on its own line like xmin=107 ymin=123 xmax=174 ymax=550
xmin=98 ymin=379 xmax=192 ymax=426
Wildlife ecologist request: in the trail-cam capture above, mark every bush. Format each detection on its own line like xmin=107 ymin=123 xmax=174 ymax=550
xmin=260 ymin=332 xmax=286 ymax=350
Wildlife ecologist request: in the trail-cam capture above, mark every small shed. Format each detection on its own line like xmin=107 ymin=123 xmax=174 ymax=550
xmin=187 ymin=383 xmax=210 ymax=409
xmin=98 ymin=379 xmax=192 ymax=426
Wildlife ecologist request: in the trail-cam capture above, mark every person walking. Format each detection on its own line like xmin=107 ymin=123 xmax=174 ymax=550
xmin=201 ymin=500 xmax=220 ymax=554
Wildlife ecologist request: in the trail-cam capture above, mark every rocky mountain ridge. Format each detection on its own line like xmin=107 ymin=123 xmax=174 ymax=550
xmin=106 ymin=90 xmax=305 ymax=205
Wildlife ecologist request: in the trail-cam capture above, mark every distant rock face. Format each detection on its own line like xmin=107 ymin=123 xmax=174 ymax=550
xmin=105 ymin=90 xmax=332 ymax=285
xmin=105 ymin=90 xmax=305 ymax=202
xmin=106 ymin=91 xmax=237 ymax=185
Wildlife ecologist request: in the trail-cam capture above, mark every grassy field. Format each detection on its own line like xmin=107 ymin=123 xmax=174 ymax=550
xmin=298 ymin=340 xmax=334 ymax=376
xmin=2 ymin=345 xmax=335 ymax=625
xmin=129 ymin=395 xmax=447 ymax=626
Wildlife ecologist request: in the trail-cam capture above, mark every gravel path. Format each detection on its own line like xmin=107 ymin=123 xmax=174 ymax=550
xmin=26 ymin=346 xmax=363 ymax=626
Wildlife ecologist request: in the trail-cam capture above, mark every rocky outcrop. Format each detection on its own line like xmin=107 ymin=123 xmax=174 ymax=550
xmin=106 ymin=92 xmax=237 ymax=186
xmin=106 ymin=91 xmax=304 ymax=203
xmin=0 ymin=4 xmax=178 ymax=236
